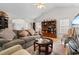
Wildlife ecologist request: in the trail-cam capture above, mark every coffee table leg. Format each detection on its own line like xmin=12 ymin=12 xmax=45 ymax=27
xmin=39 ymin=45 xmax=41 ymax=54
xmin=45 ymin=46 xmax=48 ymax=55
xmin=51 ymin=43 xmax=53 ymax=52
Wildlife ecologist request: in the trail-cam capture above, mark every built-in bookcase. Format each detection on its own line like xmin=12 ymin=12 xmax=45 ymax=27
xmin=41 ymin=20 xmax=57 ymax=38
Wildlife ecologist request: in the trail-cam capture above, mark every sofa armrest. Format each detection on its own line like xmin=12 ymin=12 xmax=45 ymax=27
xmin=11 ymin=49 xmax=30 ymax=55
xmin=0 ymin=45 xmax=22 ymax=55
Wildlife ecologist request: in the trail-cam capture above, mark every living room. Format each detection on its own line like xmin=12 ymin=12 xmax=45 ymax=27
xmin=0 ymin=3 xmax=79 ymax=55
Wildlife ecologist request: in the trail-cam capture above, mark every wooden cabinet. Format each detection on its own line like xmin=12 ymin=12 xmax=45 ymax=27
xmin=0 ymin=16 xmax=8 ymax=29
xmin=42 ymin=20 xmax=57 ymax=38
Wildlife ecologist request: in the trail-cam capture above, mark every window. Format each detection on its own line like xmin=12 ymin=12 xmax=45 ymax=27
xmin=59 ymin=18 xmax=70 ymax=34
xmin=12 ymin=19 xmax=30 ymax=30
xmin=72 ymin=15 xmax=79 ymax=25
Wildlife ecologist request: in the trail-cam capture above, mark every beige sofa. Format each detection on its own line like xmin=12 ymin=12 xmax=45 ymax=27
xmin=0 ymin=45 xmax=30 ymax=55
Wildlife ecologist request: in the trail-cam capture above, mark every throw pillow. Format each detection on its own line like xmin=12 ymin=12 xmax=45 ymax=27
xmin=19 ymin=30 xmax=29 ymax=37
xmin=27 ymin=29 xmax=35 ymax=35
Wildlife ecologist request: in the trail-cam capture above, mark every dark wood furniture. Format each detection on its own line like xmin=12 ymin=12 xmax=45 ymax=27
xmin=41 ymin=20 xmax=57 ymax=38
xmin=0 ymin=16 xmax=8 ymax=29
xmin=0 ymin=11 xmax=8 ymax=29
xmin=34 ymin=38 xmax=53 ymax=55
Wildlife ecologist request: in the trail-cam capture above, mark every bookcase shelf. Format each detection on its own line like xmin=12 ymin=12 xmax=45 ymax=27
xmin=42 ymin=20 xmax=57 ymax=38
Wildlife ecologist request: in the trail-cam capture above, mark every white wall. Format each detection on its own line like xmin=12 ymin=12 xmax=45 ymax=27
xmin=35 ymin=7 xmax=79 ymax=37
xmin=7 ymin=7 xmax=79 ymax=36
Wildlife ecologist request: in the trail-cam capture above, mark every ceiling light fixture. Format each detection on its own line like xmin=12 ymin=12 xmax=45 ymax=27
xmin=34 ymin=3 xmax=46 ymax=9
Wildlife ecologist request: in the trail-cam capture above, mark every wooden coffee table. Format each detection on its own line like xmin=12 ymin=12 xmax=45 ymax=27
xmin=34 ymin=37 xmax=53 ymax=55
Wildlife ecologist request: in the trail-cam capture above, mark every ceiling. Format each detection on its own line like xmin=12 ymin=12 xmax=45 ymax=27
xmin=0 ymin=3 xmax=79 ymax=21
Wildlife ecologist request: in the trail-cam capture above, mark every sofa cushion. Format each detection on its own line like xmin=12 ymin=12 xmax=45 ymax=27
xmin=11 ymin=49 xmax=30 ymax=55
xmin=1 ymin=28 xmax=16 ymax=40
